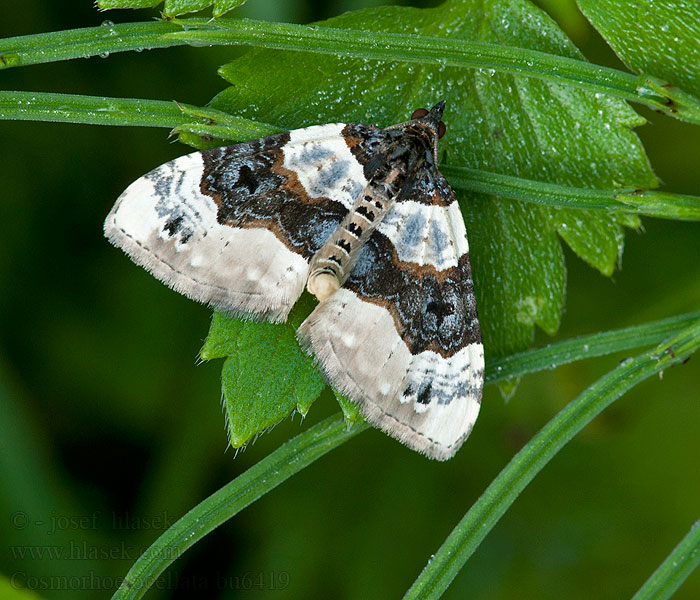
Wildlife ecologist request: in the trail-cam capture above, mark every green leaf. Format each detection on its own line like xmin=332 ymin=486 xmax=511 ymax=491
xmin=211 ymin=0 xmax=248 ymax=18
xmin=334 ymin=392 xmax=362 ymax=424
xmin=578 ymin=0 xmax=700 ymax=98
xmin=97 ymin=0 xmax=248 ymax=18
xmin=210 ymin=0 xmax=657 ymax=356
xmin=164 ymin=0 xmax=212 ymax=16
xmin=98 ymin=0 xmax=160 ymax=9
xmin=201 ymin=295 xmax=326 ymax=447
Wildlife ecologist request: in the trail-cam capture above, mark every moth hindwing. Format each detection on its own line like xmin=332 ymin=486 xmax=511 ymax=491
xmin=105 ymin=101 xmax=484 ymax=460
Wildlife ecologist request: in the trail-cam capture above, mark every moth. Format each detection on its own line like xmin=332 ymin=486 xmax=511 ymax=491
xmin=104 ymin=101 xmax=483 ymax=460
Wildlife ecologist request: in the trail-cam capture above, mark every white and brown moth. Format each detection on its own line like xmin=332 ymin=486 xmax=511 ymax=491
xmin=104 ymin=101 xmax=484 ymax=460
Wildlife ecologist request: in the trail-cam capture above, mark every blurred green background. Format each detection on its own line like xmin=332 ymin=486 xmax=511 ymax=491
xmin=1 ymin=1 xmax=699 ymax=599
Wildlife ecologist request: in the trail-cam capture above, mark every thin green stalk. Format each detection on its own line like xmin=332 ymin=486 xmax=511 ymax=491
xmin=404 ymin=317 xmax=700 ymax=599
xmin=486 ymin=311 xmax=700 ymax=383
xmin=1 ymin=18 xmax=698 ymax=122
xmin=0 ymin=20 xmax=185 ymax=68
xmin=442 ymin=166 xmax=700 ymax=222
xmin=3 ymin=91 xmax=700 ymax=220
xmin=0 ymin=91 xmax=278 ymax=137
xmin=111 ymin=414 xmax=369 ymax=600
xmin=632 ymin=520 xmax=700 ymax=600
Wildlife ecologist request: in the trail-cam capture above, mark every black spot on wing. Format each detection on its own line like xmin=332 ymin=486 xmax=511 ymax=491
xmin=426 ymin=299 xmax=454 ymax=326
xmin=417 ymin=383 xmax=432 ymax=405
xmin=236 ymin=164 xmax=259 ymax=195
xmin=200 ymin=133 xmax=289 ymax=218
xmin=163 ymin=215 xmax=183 ymax=236
xmin=161 ymin=215 xmax=194 ymax=244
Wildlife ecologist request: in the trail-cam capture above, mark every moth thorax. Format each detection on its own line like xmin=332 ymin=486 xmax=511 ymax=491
xmin=307 ymin=269 xmax=340 ymax=302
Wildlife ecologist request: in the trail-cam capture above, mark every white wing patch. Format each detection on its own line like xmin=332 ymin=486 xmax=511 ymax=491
xmin=105 ymin=152 xmax=309 ymax=321
xmin=284 ymin=124 xmax=368 ymax=210
xmin=377 ymin=200 xmax=469 ymax=269
xmin=297 ymin=288 xmax=484 ymax=460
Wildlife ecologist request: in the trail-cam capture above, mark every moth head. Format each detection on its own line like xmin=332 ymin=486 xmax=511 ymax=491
xmin=408 ymin=101 xmax=446 ymax=165
xmin=410 ymin=101 xmax=447 ymax=140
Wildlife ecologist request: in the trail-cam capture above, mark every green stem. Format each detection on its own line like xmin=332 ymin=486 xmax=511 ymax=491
xmin=111 ymin=414 xmax=369 ymax=600
xmin=1 ymin=18 xmax=698 ymax=122
xmin=0 ymin=20 xmax=185 ymax=68
xmin=3 ymin=91 xmax=700 ymax=220
xmin=0 ymin=90 xmax=278 ymax=137
xmin=486 ymin=311 xmax=700 ymax=383
xmin=632 ymin=520 xmax=700 ymax=600
xmin=404 ymin=317 xmax=700 ymax=599
xmin=442 ymin=166 xmax=700 ymax=222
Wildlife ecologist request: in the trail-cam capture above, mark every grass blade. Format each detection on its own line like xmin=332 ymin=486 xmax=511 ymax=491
xmin=109 ymin=312 xmax=700 ymax=600
xmin=631 ymin=520 xmax=700 ymax=600
xmin=486 ymin=311 xmax=700 ymax=383
xmin=0 ymin=90 xmax=277 ymax=137
xmin=443 ymin=166 xmax=700 ymax=222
